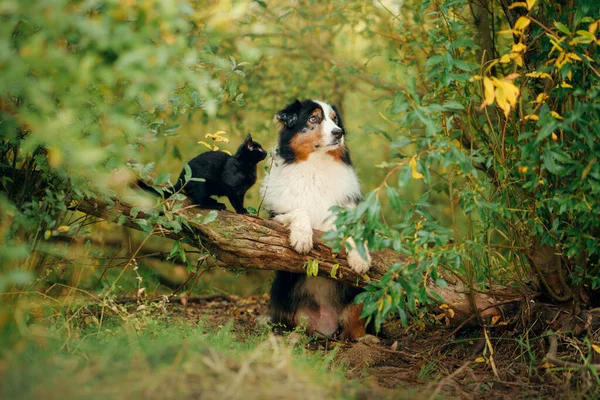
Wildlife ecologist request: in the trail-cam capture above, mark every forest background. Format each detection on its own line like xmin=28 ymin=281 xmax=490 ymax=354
xmin=1 ymin=0 xmax=600 ymax=398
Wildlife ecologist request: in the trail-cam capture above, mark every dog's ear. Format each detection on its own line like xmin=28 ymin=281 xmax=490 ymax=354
xmin=274 ymin=99 xmax=302 ymax=128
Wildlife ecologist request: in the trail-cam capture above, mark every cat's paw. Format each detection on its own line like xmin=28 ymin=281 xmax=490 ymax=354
xmin=347 ymin=248 xmax=371 ymax=275
xmin=237 ymin=208 xmax=249 ymax=215
xmin=289 ymin=227 xmax=313 ymax=254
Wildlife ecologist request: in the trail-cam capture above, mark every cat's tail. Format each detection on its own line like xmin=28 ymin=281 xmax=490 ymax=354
xmin=136 ymin=179 xmax=182 ymax=199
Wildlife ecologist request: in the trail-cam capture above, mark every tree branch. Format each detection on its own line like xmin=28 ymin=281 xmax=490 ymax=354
xmin=73 ymin=181 xmax=520 ymax=326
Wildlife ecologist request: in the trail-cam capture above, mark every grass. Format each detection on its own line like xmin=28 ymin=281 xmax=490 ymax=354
xmin=1 ymin=311 xmax=367 ymax=400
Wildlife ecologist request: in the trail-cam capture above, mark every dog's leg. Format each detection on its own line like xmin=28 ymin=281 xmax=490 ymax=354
xmin=322 ymin=211 xmax=371 ymax=274
xmin=273 ymin=209 xmax=313 ymax=254
xmin=345 ymin=236 xmax=371 ymax=274
xmin=339 ymin=303 xmax=367 ymax=340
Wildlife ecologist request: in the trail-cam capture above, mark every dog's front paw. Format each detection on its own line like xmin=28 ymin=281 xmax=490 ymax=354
xmin=347 ymin=248 xmax=371 ymax=274
xmin=273 ymin=214 xmax=290 ymax=226
xmin=289 ymin=227 xmax=313 ymax=254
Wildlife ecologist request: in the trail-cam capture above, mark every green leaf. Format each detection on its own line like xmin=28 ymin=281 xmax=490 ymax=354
xmin=542 ymin=150 xmax=564 ymax=174
xmin=554 ymin=21 xmax=571 ymax=35
xmin=184 ymin=163 xmax=192 ymax=183
xmin=202 ymin=210 xmax=218 ymax=224
xmin=426 ymin=54 xmax=443 ymax=67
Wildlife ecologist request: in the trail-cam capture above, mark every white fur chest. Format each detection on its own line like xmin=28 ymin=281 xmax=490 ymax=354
xmin=261 ymin=152 xmax=361 ymax=230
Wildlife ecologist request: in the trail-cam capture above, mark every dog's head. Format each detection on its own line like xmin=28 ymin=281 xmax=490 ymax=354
xmin=275 ymin=99 xmax=348 ymax=163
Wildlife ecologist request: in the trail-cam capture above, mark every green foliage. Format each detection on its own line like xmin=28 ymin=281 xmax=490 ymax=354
xmin=0 ymin=0 xmax=248 ymax=287
xmin=2 ymin=0 xmax=600 ymax=340
xmin=328 ymin=0 xmax=600 ymax=329
xmin=1 ymin=316 xmax=361 ymax=400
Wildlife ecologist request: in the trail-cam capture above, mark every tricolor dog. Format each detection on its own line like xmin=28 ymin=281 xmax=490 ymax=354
xmin=261 ymin=99 xmax=372 ymax=340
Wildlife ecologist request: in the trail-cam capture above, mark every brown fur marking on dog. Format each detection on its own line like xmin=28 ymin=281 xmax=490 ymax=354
xmin=340 ymin=303 xmax=367 ymax=340
xmin=327 ymin=146 xmax=344 ymax=161
xmin=289 ymin=108 xmax=325 ymax=161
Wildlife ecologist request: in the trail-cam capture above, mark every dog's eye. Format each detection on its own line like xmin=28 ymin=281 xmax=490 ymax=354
xmin=309 ymin=115 xmax=319 ymax=124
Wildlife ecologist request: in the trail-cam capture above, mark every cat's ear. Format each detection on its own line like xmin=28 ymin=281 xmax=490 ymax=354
xmin=243 ymin=133 xmax=253 ymax=147
xmin=274 ymin=99 xmax=302 ymax=129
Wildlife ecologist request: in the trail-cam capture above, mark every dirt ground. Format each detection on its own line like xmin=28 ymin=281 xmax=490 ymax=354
xmin=153 ymin=293 xmax=592 ymax=400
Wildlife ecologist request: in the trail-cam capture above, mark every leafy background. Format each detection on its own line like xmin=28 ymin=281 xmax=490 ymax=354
xmin=1 ymin=0 xmax=600 ymax=397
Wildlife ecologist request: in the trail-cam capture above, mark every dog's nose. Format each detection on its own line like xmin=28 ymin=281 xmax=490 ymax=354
xmin=332 ymin=128 xmax=343 ymax=140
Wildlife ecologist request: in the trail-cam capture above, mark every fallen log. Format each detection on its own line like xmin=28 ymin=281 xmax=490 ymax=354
xmin=74 ymin=182 xmax=521 ymax=326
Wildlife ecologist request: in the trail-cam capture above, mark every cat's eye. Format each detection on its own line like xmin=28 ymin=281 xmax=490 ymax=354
xmin=309 ymin=115 xmax=319 ymax=124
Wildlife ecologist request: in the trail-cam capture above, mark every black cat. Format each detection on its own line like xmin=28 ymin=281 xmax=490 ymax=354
xmin=139 ymin=134 xmax=267 ymax=214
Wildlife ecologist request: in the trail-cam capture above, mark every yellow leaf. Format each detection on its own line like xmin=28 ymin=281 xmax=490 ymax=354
xmin=549 ymin=37 xmax=565 ymax=55
xmin=508 ymin=2 xmax=527 ymax=9
xmin=222 ymin=150 xmax=232 ymax=156
xmin=541 ymin=362 xmax=555 ymax=369
xmin=495 ymin=86 xmax=510 ymax=117
xmin=377 ymin=299 xmax=384 ymax=312
xmin=305 ymin=259 xmax=319 ymax=277
xmin=499 ymin=54 xmax=512 ymax=63
xmin=474 ymin=357 xmax=486 ymax=363
xmin=494 ymin=79 xmax=520 ymax=117
xmin=447 ymin=309 xmax=455 ymax=318
xmin=551 ymin=132 xmax=558 ymax=141
xmin=524 ymin=114 xmax=539 ymax=121
xmin=204 ymin=130 xmax=229 ymax=143
xmin=589 ymin=21 xmax=598 ymax=34
xmin=567 ymin=52 xmax=582 ymax=61
xmin=56 ymin=225 xmax=70 ymax=233
xmin=526 ymin=0 xmax=537 ymax=10
xmin=514 ymin=54 xmax=523 ymax=67
xmin=560 ymin=82 xmax=573 ymax=88
xmin=512 ymin=42 xmax=527 ymax=53
xmin=483 ymin=77 xmax=495 ymax=107
xmin=491 ymin=315 xmax=501 ymax=325
xmin=555 ymin=52 xmax=568 ymax=69
xmin=592 ymin=344 xmax=600 ymax=354
xmin=550 ymin=111 xmax=563 ymax=120
xmin=526 ymin=71 xmax=551 ymax=79
xmin=198 ymin=141 xmax=213 ymax=150
xmin=409 ymin=157 xmax=424 ymax=179
xmin=534 ymin=93 xmax=549 ymax=103
xmin=514 ymin=17 xmax=531 ymax=32
xmin=47 ymin=147 xmax=63 ymax=168
xmin=505 ymin=84 xmax=520 ymax=106
xmin=439 ymin=304 xmax=449 ymax=310
xmin=518 ymin=166 xmax=529 ymax=173
xmin=330 ymin=263 xmax=339 ymax=278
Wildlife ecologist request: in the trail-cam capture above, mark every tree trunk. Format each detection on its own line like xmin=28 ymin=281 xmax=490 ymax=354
xmin=73 ymin=182 xmax=520 ymax=326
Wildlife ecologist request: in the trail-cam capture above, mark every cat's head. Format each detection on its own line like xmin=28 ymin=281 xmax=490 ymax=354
xmin=236 ymin=133 xmax=267 ymax=164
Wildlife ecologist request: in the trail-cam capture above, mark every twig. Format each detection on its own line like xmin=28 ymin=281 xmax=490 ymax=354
xmin=427 ymin=360 xmax=471 ymax=400
xmin=446 ymin=298 xmax=522 ymax=338
xmin=544 ymin=333 xmax=600 ymax=371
